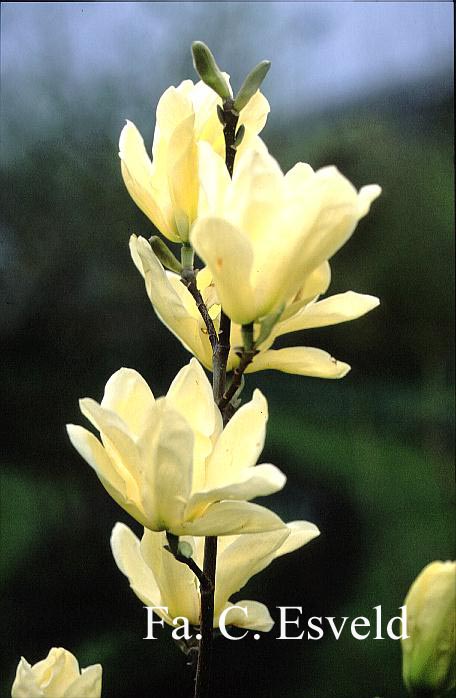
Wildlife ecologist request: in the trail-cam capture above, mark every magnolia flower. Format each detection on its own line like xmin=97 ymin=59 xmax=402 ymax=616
xmin=190 ymin=145 xmax=381 ymax=326
xmin=111 ymin=519 xmax=319 ymax=631
xmin=130 ymin=234 xmax=379 ymax=379
xmin=11 ymin=647 xmax=102 ymax=698
xmin=119 ymin=77 xmax=269 ymax=243
xmin=402 ymin=561 xmax=455 ymax=696
xmin=67 ymin=359 xmax=286 ymax=536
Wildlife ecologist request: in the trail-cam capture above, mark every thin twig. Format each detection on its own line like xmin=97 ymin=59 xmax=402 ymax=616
xmin=218 ymin=348 xmax=257 ymax=411
xmin=193 ymin=100 xmax=240 ymax=698
xmin=181 ymin=271 xmax=218 ymax=352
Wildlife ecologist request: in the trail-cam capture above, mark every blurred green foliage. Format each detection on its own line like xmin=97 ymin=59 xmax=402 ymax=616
xmin=1 ymin=64 xmax=454 ymax=698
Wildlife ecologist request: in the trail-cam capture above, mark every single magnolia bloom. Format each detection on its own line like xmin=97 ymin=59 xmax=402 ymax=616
xmin=190 ymin=144 xmax=381 ymax=326
xmin=11 ymin=647 xmax=102 ymax=698
xmin=130 ymin=234 xmax=379 ymax=379
xmin=67 ymin=359 xmax=286 ymax=536
xmin=111 ymin=519 xmax=319 ymax=631
xmin=119 ymin=77 xmax=269 ymax=243
xmin=402 ymin=560 xmax=455 ymax=696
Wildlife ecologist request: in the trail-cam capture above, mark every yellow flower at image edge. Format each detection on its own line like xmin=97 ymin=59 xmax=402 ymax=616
xmin=67 ymin=359 xmax=286 ymax=536
xmin=11 ymin=647 xmax=102 ymax=698
xmin=130 ymin=234 xmax=379 ymax=379
xmin=111 ymin=519 xmax=319 ymax=632
xmin=119 ymin=77 xmax=269 ymax=243
xmin=191 ymin=145 xmax=381 ymax=326
xmin=402 ymin=560 xmax=455 ymax=696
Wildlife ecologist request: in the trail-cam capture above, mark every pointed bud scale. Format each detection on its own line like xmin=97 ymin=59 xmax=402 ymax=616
xmin=234 ymin=124 xmax=245 ymax=149
xmin=149 ymin=236 xmax=183 ymax=274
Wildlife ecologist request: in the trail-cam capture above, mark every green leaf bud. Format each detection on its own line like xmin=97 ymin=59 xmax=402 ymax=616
xmin=233 ymin=60 xmax=271 ymax=112
xmin=191 ymin=41 xmax=231 ymax=101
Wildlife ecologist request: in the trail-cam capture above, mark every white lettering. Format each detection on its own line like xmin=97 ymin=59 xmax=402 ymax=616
xmin=351 ymin=617 xmax=370 ymax=640
xmin=143 ymin=606 xmax=166 ymax=639
xmin=277 ymin=606 xmax=304 ymax=640
xmin=171 ymin=616 xmax=192 ymax=641
xmin=307 ymin=616 xmax=323 ymax=640
xmin=387 ymin=605 xmax=409 ymax=640
xmin=373 ymin=605 xmax=383 ymax=639
xmin=219 ymin=606 xmax=249 ymax=640
xmin=326 ymin=616 xmax=348 ymax=640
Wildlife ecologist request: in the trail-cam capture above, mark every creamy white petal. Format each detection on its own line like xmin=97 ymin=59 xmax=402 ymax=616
xmin=177 ymin=500 xmax=285 ymax=536
xmin=191 ymin=217 xmax=256 ymax=325
xmin=119 ymin=121 xmax=173 ymax=238
xmin=198 ymin=141 xmax=231 ymax=216
xmin=205 ymin=389 xmax=268 ymax=486
xmin=272 ymin=521 xmax=320 ymax=558
xmin=166 ymin=359 xmax=216 ymax=439
xmin=64 ymin=665 xmax=102 ymax=698
xmin=186 ymin=464 xmax=286 ymax=519
xmin=11 ymin=658 xmax=43 ymax=698
xmin=357 ymin=184 xmax=382 ymax=217
xmin=130 ymin=236 xmax=212 ymax=366
xmin=79 ymin=399 xmax=143 ymax=493
xmin=221 ymin=600 xmax=274 ymax=632
xmin=66 ymin=425 xmax=147 ymax=525
xmin=110 ymin=522 xmax=162 ymax=608
xmin=246 ymin=347 xmax=351 ymax=378
xmin=215 ymin=528 xmax=289 ymax=607
xmin=274 ymin=291 xmax=380 ymax=336
xmin=277 ymin=261 xmax=331 ymax=324
xmin=139 ymin=529 xmax=200 ymax=624
xmin=147 ymin=406 xmax=193 ymax=531
xmin=101 ymin=368 xmax=155 ymax=437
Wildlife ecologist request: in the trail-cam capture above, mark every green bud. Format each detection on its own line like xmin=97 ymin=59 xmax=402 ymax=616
xmin=177 ymin=541 xmax=193 ymax=559
xmin=191 ymin=41 xmax=231 ymax=101
xmin=234 ymin=60 xmax=271 ymax=112
xmin=402 ymin=561 xmax=456 ymax=696
xmin=149 ymin=236 xmax=183 ymax=274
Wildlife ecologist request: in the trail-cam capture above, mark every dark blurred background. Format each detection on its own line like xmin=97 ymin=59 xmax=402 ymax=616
xmin=1 ymin=3 xmax=454 ymax=697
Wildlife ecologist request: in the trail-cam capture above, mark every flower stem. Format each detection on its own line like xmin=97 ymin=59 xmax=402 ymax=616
xmin=193 ymin=98 xmax=240 ymax=698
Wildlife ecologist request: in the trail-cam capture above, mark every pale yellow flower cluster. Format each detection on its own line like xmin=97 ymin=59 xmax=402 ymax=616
xmin=11 ymin=648 xmax=102 ymax=698
xmin=120 ymin=78 xmax=381 ymax=377
xmin=67 ymin=359 xmax=287 ymax=536
xmin=111 ymin=519 xmax=319 ymax=632
xmin=67 ymin=359 xmax=319 ymax=633
xmin=119 ymin=76 xmax=268 ymax=243
xmin=64 ymin=64 xmax=381 ymax=646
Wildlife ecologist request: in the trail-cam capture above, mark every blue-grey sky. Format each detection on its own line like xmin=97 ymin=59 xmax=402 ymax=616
xmin=1 ymin=1 xmax=453 ymax=149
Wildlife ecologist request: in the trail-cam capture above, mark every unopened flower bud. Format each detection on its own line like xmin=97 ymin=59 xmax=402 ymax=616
xmin=402 ymin=561 xmax=456 ymax=696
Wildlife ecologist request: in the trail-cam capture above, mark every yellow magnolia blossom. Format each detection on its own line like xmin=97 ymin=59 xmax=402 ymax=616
xmin=402 ymin=560 xmax=455 ymax=696
xmin=111 ymin=519 xmax=319 ymax=631
xmin=119 ymin=77 xmax=269 ymax=243
xmin=11 ymin=648 xmax=102 ymax=698
xmin=130 ymin=234 xmax=379 ymax=379
xmin=67 ymin=359 xmax=286 ymax=536
xmin=190 ymin=144 xmax=381 ymax=325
